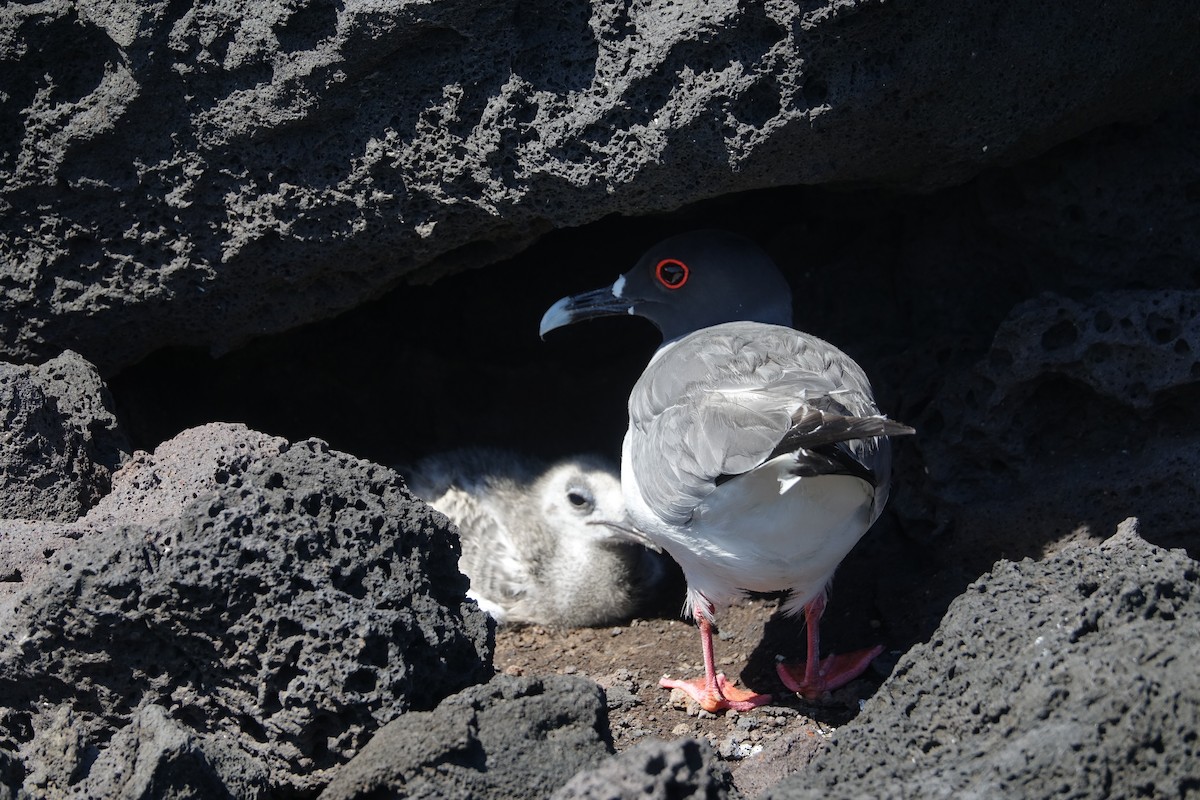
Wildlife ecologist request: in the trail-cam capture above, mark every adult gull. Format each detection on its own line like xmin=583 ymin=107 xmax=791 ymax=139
xmin=540 ymin=230 xmax=914 ymax=711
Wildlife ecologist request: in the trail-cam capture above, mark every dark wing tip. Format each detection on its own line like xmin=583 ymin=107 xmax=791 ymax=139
xmin=775 ymin=409 xmax=914 ymax=457
xmin=881 ymin=419 xmax=916 ymax=437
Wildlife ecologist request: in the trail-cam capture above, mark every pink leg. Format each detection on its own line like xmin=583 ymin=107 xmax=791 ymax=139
xmin=776 ymin=594 xmax=883 ymax=699
xmin=660 ymin=602 xmax=773 ymax=713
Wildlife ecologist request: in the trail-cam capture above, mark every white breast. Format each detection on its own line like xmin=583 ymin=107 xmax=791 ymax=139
xmin=623 ymin=431 xmax=875 ymax=615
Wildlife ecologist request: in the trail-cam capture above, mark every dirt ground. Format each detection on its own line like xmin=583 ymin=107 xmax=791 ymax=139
xmin=493 ymin=596 xmax=890 ymax=797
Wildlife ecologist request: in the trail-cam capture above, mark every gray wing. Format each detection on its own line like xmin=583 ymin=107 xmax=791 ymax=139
xmin=629 ymin=322 xmax=912 ymax=526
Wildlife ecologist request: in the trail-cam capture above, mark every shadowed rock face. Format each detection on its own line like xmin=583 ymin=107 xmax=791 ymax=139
xmin=0 ymin=423 xmax=494 ymax=797
xmin=913 ymin=290 xmax=1200 ymax=568
xmin=1 ymin=1 xmax=1198 ymax=371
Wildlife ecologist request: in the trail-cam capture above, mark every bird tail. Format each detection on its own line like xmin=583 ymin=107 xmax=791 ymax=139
xmin=768 ymin=408 xmax=914 ymax=461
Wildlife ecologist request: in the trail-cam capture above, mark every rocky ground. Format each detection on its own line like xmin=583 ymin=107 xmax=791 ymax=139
xmin=494 ymin=600 xmax=881 ymax=797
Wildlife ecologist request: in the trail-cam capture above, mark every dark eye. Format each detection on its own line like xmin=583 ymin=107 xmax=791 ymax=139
xmin=655 ymin=258 xmax=689 ymax=289
xmin=567 ymin=489 xmax=593 ymax=510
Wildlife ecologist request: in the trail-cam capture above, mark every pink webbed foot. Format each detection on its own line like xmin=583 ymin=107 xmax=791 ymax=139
xmin=663 ymin=601 xmax=773 ymax=713
xmin=777 ymin=594 xmax=883 ymax=699
xmin=776 ymin=645 xmax=884 ymax=699
xmin=660 ymin=672 xmax=773 ymax=713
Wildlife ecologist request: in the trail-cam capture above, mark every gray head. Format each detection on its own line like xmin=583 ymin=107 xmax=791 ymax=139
xmin=540 ymin=230 xmax=794 ymax=343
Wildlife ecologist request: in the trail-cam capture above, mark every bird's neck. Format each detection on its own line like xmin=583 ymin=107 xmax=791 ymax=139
xmin=655 ymin=302 xmax=794 ymax=347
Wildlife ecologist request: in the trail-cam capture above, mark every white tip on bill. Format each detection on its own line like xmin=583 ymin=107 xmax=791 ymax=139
xmin=539 ymin=296 xmax=573 ymax=338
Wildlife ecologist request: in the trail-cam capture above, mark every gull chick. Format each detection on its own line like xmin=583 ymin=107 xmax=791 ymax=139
xmin=406 ymin=447 xmax=663 ymax=627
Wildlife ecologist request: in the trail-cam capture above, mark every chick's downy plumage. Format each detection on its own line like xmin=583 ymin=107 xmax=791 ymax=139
xmin=407 ymin=448 xmax=663 ymax=628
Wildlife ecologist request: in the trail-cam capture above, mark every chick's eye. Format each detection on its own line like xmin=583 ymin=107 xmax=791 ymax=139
xmin=567 ymin=490 xmax=593 ymax=509
xmin=655 ymin=258 xmax=689 ymax=289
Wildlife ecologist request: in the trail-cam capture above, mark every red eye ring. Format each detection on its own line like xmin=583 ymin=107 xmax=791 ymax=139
xmin=655 ymin=258 xmax=690 ymax=289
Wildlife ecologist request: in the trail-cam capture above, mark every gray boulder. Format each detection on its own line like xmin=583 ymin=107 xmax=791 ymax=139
xmin=763 ymin=518 xmax=1200 ymax=799
xmin=0 ymin=351 xmax=130 ymax=521
xmin=83 ymin=703 xmax=264 ymax=799
xmin=0 ymin=423 xmax=493 ymax=796
xmin=320 ymin=674 xmax=611 ymax=800
xmin=551 ymin=737 xmax=739 ymax=800
xmin=0 ymin=417 xmax=282 ymax=596
xmin=83 ymin=422 xmax=289 ymax=530
xmin=39 ymin=703 xmax=268 ymax=800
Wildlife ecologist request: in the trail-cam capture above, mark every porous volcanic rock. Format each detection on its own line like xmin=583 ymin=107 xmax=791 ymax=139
xmin=907 ymin=289 xmax=1200 ymax=574
xmin=2 ymin=1 xmax=1197 ymax=371
xmin=551 ymin=737 xmax=738 ymax=800
xmin=763 ymin=519 xmax=1200 ymax=799
xmin=0 ymin=419 xmax=285 ymax=597
xmin=0 ymin=520 xmax=87 ymax=594
xmin=0 ymin=351 xmax=130 ymax=522
xmin=0 ymin=423 xmax=494 ymax=797
xmin=319 ymin=674 xmax=612 ymax=800
xmin=34 ymin=703 xmax=270 ymax=800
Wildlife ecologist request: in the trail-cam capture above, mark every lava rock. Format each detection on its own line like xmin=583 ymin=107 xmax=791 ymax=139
xmin=0 ymin=520 xmax=87 ymax=595
xmin=2 ymin=1 xmax=1197 ymax=371
xmin=83 ymin=423 xmax=290 ymax=530
xmin=726 ymin=726 xmax=824 ymax=799
xmin=0 ymin=746 xmax=17 ymax=800
xmin=319 ymin=674 xmax=611 ymax=800
xmin=0 ymin=423 xmax=493 ymax=796
xmin=764 ymin=518 xmax=1200 ymax=799
xmin=551 ymin=737 xmax=738 ymax=800
xmin=0 ymin=351 xmax=130 ymax=521
xmin=0 ymin=422 xmax=284 ymax=597
xmin=911 ymin=289 xmax=1200 ymax=570
xmin=70 ymin=704 xmax=269 ymax=800
xmin=977 ymin=97 xmax=1200 ymax=296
